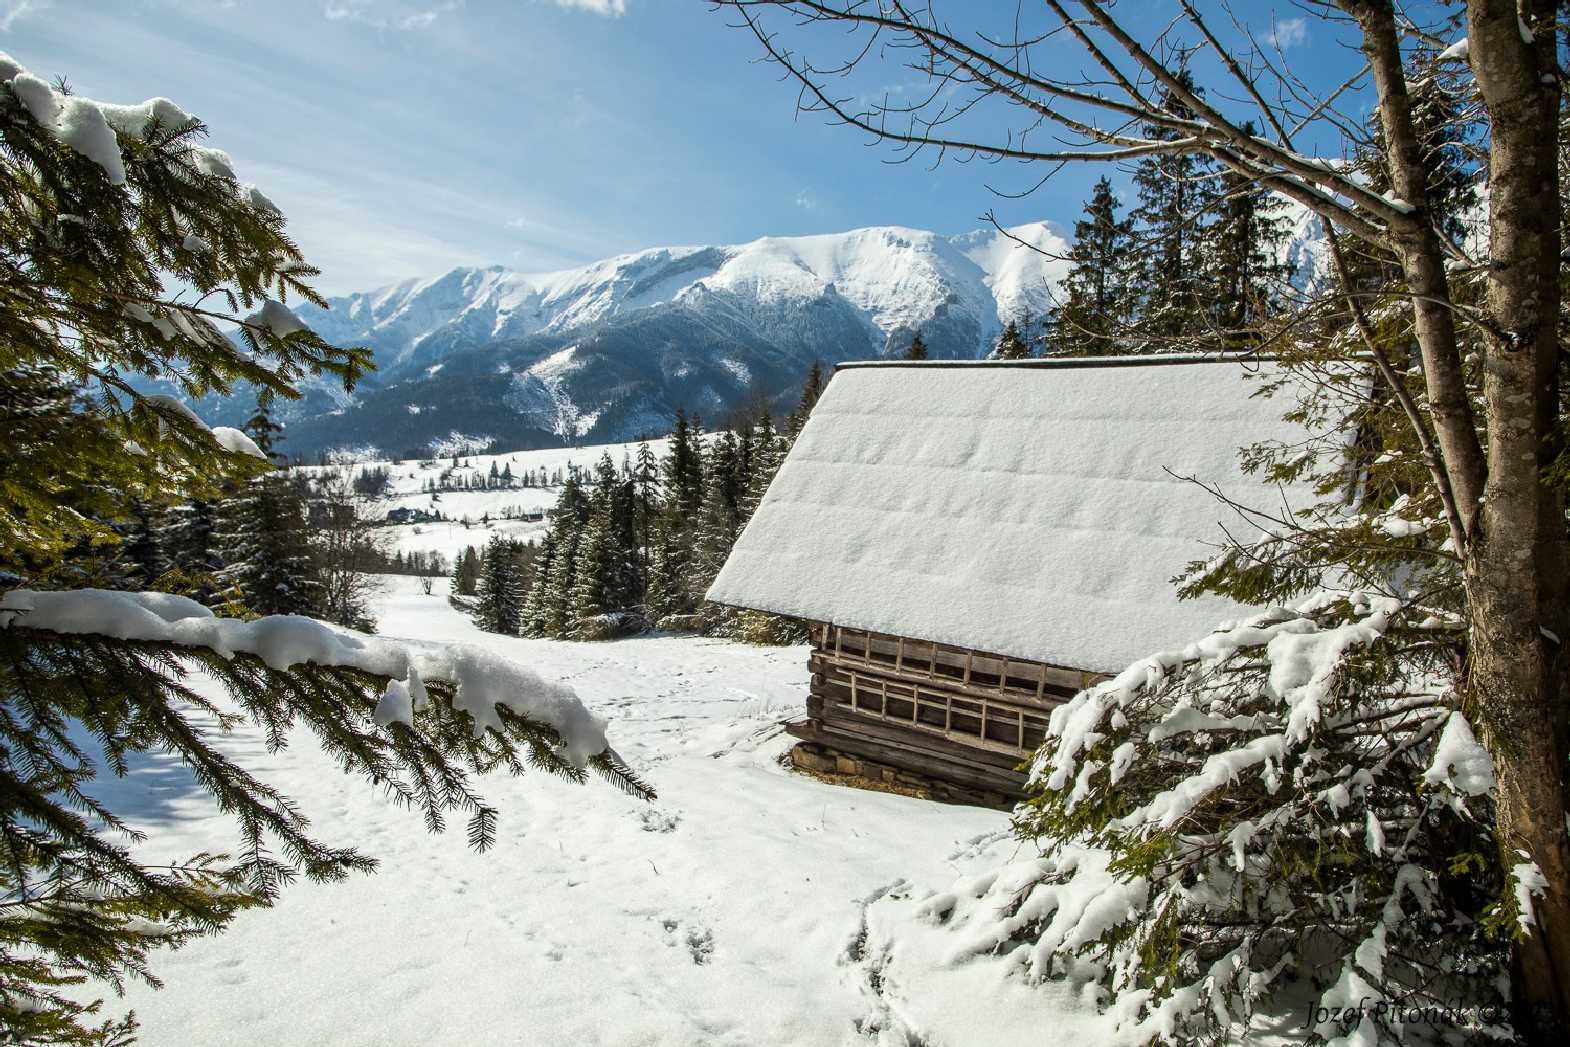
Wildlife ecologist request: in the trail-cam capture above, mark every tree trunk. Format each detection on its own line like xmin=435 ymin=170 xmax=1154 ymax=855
xmin=1347 ymin=1 xmax=1489 ymax=524
xmin=1463 ymin=0 xmax=1570 ymax=1038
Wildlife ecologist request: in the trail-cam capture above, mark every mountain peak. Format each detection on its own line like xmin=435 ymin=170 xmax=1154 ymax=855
xmin=263 ymin=220 xmax=1088 ymax=457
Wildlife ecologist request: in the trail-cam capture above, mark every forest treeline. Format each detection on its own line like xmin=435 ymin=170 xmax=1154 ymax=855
xmin=457 ymin=364 xmax=827 ymax=645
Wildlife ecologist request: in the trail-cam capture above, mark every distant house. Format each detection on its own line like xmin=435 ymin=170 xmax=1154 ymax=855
xmin=707 ymin=356 xmax=1320 ymax=807
xmin=384 ymin=507 xmax=435 ymax=525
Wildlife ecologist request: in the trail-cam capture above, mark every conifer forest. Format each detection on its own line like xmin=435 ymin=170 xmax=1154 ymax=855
xmin=3 ymin=3 xmax=1569 ymax=1046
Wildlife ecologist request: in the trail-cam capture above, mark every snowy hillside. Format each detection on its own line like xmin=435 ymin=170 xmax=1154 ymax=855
xmin=298 ymin=437 xmax=683 ymax=565
xmin=181 ymin=223 xmax=1072 ymax=459
xmin=305 ymin=222 xmax=1069 ymax=368
xmin=92 ymin=577 xmax=1109 ymax=1046
xmin=181 ymin=210 xmax=1333 ymax=461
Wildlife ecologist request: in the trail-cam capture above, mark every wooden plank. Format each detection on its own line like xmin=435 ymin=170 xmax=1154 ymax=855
xmin=823 ymin=628 xmax=1097 ymax=698
xmin=818 ymin=666 xmax=1053 ymax=729
xmin=818 ymin=652 xmax=1075 ymax=710
xmin=816 ymin=672 xmax=1050 ymax=758
xmin=797 ymin=715 xmax=1030 ymax=794
xmin=805 ymin=711 xmax=1029 ymax=780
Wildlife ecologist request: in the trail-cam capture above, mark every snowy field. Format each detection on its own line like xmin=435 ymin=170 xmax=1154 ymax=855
xmin=297 ymin=438 xmax=680 ymax=564
xmin=93 ymin=575 xmax=1108 ymax=1046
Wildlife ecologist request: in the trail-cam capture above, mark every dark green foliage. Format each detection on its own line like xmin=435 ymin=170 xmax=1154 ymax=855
xmin=159 ymin=500 xmax=222 ymax=602
xmin=472 ymin=535 xmax=526 ymax=636
xmin=691 ymin=431 xmax=744 ymax=614
xmin=661 ymin=409 xmax=705 ymax=522
xmin=903 ymin=330 xmax=929 ymax=360
xmin=0 ymin=622 xmax=651 ymax=1043
xmin=1204 ymin=139 xmax=1294 ymax=351
xmin=633 ymin=442 xmax=658 ymax=574
xmin=785 ymin=359 xmax=825 ymax=437
xmin=1047 ymin=177 xmax=1137 ymax=356
xmin=645 ymin=512 xmax=696 ymax=622
xmin=992 ymin=320 xmax=1031 ymax=360
xmin=113 ymin=502 xmax=168 ymax=591
xmin=525 ymin=369 xmax=812 ymax=641
xmin=210 ymin=405 xmax=326 ymax=618
xmin=1050 ymin=115 xmax=1292 ymax=357
xmin=532 ymin=477 xmax=590 ymax=638
xmin=1128 ymin=72 xmax=1217 ymax=347
xmin=452 ymin=545 xmax=481 ymax=598
xmin=569 ymin=453 xmax=641 ymax=632
xmin=520 ymin=531 xmax=558 ymax=636
xmin=0 ymin=64 xmax=642 ymax=1045
xmin=215 ymin=476 xmax=324 ymax=619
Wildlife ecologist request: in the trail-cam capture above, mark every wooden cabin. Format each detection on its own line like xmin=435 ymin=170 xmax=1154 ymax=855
xmin=707 ymin=355 xmax=1320 ymax=807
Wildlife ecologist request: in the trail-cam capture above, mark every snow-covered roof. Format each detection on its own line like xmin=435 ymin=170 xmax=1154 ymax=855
xmin=707 ymin=356 xmax=1321 ymax=674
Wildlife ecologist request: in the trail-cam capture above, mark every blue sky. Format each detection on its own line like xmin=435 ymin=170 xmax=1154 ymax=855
xmin=2 ymin=0 xmax=1366 ymax=294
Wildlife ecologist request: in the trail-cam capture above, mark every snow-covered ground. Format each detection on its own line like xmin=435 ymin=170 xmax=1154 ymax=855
xmin=297 ymin=438 xmax=677 ymax=564
xmin=94 ymin=575 xmax=1108 ymax=1046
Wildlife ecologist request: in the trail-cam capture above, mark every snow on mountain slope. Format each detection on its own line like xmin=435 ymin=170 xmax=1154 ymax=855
xmin=256 ymin=221 xmax=1074 ymax=458
xmin=248 ymin=212 xmax=1328 ymax=459
xmin=301 ymin=222 xmax=1068 ymax=372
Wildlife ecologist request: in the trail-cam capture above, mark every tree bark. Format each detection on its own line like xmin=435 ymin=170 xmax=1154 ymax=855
xmin=1462 ymin=0 xmax=1570 ymax=1037
xmin=1347 ymin=1 xmax=1488 ymax=531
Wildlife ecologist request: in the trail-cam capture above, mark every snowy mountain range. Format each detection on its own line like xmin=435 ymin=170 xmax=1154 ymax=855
xmin=186 ymin=210 xmax=1328 ymax=459
xmin=185 ymin=223 xmax=1071 ymax=457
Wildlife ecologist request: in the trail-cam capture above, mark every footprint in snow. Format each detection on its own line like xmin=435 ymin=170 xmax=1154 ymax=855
xmin=637 ymin=808 xmax=681 ymax=833
xmin=685 ymin=927 xmax=714 ymax=965
xmin=946 ymin=829 xmax=1011 ymax=862
xmin=657 ymin=918 xmax=715 ymax=964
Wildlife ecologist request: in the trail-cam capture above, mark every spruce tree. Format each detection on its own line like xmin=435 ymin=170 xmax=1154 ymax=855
xmin=473 ymin=535 xmax=525 ymax=635
xmin=520 ymin=531 xmax=557 ymax=636
xmin=1128 ymin=72 xmax=1216 ymax=348
xmin=690 ymin=432 xmax=743 ymax=629
xmin=645 ymin=511 xmax=696 ymax=623
xmin=569 ymin=453 xmax=641 ymax=630
xmin=633 ymin=442 xmax=659 ymax=577
xmin=0 ymin=61 xmax=646 ymax=1044
xmin=1047 ymin=176 xmax=1137 ymax=356
xmin=903 ymin=330 xmax=929 ymax=360
xmin=115 ymin=500 xmax=169 ymax=589
xmin=535 ymin=476 xmax=590 ymax=638
xmin=215 ymin=406 xmax=324 ymax=618
xmin=662 ymin=408 xmax=705 ymax=523
xmin=992 ymin=319 xmax=1031 ymax=360
xmin=160 ymin=498 xmax=222 ymax=601
xmin=452 ymin=545 xmax=481 ymax=597
xmin=739 ymin=405 xmax=784 ymax=524
xmin=569 ymin=504 xmax=616 ymax=629
xmin=786 ymin=359 xmax=825 ymax=438
xmin=1205 ymin=138 xmax=1294 ymax=351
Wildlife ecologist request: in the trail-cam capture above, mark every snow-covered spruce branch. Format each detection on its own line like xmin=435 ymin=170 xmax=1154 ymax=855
xmin=1 ymin=589 xmax=649 ymax=891
xmin=919 ymin=595 xmax=1514 ymax=1045
xmin=0 ymin=588 xmax=649 ymax=801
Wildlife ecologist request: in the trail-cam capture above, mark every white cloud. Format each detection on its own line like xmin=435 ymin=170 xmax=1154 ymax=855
xmin=550 ymin=0 xmax=626 ymax=15
xmin=324 ymin=0 xmax=462 ymax=31
xmin=1270 ymin=16 xmax=1308 ymax=49
xmin=0 ymin=0 xmax=51 ymax=31
xmin=794 ymin=189 xmax=819 ymax=212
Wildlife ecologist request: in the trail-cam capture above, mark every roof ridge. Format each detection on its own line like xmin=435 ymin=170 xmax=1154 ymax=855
xmin=836 ymin=352 xmax=1270 ymax=371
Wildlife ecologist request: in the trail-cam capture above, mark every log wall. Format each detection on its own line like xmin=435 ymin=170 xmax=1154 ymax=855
xmin=790 ymin=623 xmax=1106 ymax=800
